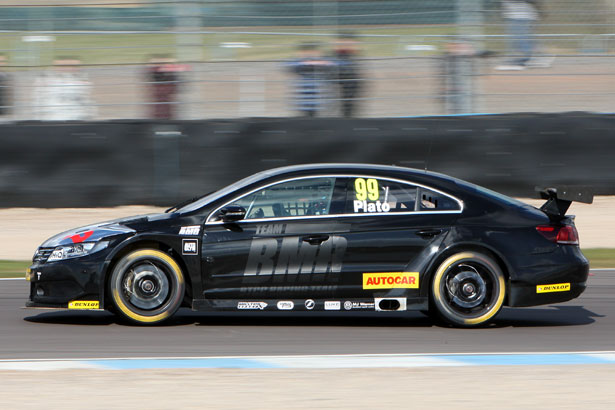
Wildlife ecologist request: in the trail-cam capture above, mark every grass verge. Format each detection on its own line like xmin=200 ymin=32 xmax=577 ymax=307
xmin=0 ymin=260 xmax=30 ymax=279
xmin=1 ymin=248 xmax=614 ymax=279
xmin=582 ymin=249 xmax=615 ymax=269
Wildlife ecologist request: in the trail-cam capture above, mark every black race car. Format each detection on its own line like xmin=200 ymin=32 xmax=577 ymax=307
xmin=26 ymin=164 xmax=592 ymax=327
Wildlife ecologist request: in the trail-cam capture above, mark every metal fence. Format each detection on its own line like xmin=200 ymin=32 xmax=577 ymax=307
xmin=0 ymin=0 xmax=613 ymax=120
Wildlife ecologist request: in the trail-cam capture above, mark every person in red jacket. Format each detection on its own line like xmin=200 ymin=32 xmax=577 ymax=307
xmin=145 ymin=55 xmax=187 ymax=119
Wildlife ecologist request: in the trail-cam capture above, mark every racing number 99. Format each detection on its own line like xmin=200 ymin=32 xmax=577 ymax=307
xmin=355 ymin=178 xmax=379 ymax=201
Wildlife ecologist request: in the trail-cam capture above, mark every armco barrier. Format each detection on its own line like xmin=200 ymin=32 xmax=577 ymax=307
xmin=1 ymin=113 xmax=613 ymax=208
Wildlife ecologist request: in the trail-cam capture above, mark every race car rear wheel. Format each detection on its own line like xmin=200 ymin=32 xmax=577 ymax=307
xmin=431 ymin=251 xmax=505 ymax=327
xmin=109 ymin=249 xmax=185 ymax=325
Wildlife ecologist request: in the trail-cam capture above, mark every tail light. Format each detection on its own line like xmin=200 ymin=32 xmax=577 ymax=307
xmin=536 ymin=225 xmax=579 ymax=245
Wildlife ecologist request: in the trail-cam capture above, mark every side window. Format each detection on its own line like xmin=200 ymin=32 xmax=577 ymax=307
xmin=418 ymin=187 xmax=461 ymax=211
xmin=346 ymin=177 xmax=417 ymax=214
xmin=225 ymin=177 xmax=337 ymax=220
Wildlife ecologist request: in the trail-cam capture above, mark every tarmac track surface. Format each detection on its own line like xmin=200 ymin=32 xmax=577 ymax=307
xmin=1 ymin=270 xmax=614 ymax=360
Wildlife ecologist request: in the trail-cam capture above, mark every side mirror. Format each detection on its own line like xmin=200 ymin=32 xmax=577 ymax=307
xmin=219 ymin=205 xmax=247 ymax=222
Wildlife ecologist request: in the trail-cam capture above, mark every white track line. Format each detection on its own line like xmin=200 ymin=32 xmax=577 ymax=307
xmin=3 ymin=350 xmax=615 ymax=362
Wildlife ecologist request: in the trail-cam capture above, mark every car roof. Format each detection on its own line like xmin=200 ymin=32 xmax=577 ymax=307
xmin=177 ymin=163 xmax=460 ymax=214
xmin=177 ymin=163 xmax=529 ymax=214
xmin=252 ymin=163 xmax=456 ymax=182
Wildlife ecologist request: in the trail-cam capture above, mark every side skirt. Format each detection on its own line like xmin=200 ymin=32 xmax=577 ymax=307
xmin=192 ymin=297 xmax=428 ymax=312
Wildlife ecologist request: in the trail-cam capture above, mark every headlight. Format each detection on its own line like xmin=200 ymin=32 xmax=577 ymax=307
xmin=47 ymin=241 xmax=109 ymax=262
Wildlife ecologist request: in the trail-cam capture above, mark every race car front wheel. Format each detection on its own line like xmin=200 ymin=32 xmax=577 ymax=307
xmin=109 ymin=249 xmax=185 ymax=325
xmin=431 ymin=251 xmax=505 ymax=327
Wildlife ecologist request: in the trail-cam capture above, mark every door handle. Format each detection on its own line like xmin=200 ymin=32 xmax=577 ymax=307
xmin=301 ymin=234 xmax=330 ymax=245
xmin=416 ymin=229 xmax=442 ymax=238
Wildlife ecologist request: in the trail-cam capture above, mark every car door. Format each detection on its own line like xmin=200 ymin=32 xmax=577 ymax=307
xmin=334 ymin=176 xmax=462 ymax=300
xmin=201 ymin=176 xmax=348 ymax=301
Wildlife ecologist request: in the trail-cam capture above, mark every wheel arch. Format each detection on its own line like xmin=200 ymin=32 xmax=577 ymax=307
xmin=101 ymin=238 xmax=192 ymax=308
xmin=422 ymin=242 xmax=512 ymax=304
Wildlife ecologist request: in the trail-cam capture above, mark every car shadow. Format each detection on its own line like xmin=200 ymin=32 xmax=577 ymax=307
xmin=490 ymin=305 xmax=604 ymax=328
xmin=23 ymin=305 xmax=602 ymax=328
xmin=24 ymin=310 xmax=117 ymax=325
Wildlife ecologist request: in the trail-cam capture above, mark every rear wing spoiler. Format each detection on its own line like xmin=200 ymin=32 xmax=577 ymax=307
xmin=537 ymin=186 xmax=593 ymax=218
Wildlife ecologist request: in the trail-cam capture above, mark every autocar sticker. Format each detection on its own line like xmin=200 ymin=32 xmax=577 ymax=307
xmin=362 ymin=272 xmax=419 ymax=289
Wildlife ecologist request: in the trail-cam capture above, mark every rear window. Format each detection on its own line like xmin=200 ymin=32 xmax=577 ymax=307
xmin=418 ymin=187 xmax=461 ymax=211
xmin=455 ymin=180 xmax=528 ymax=208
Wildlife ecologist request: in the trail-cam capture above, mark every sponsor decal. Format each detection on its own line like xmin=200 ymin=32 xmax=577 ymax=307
xmin=304 ymin=299 xmax=315 ymax=310
xmin=25 ymin=268 xmax=32 ymax=282
xmin=240 ymin=285 xmax=338 ymax=295
xmin=536 ymin=283 xmax=571 ymax=293
xmin=374 ymin=297 xmax=407 ymax=312
xmin=255 ymin=224 xmax=286 ymax=236
xmin=324 ymin=301 xmax=340 ymax=311
xmin=68 ymin=300 xmax=100 ymax=310
xmin=65 ymin=230 xmax=94 ymax=244
xmin=345 ymin=301 xmax=376 ymax=310
xmin=277 ymin=301 xmax=294 ymax=310
xmin=182 ymin=239 xmax=198 ymax=255
xmin=37 ymin=272 xmax=42 ymax=281
xmin=179 ymin=225 xmax=201 ymax=236
xmin=363 ymin=272 xmax=419 ymax=289
xmin=354 ymin=178 xmax=380 ymax=201
xmin=353 ymin=200 xmax=391 ymax=213
xmin=237 ymin=302 xmax=267 ymax=310
xmin=244 ymin=236 xmax=347 ymax=276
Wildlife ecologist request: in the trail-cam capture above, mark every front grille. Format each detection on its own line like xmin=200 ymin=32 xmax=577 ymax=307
xmin=33 ymin=247 xmax=54 ymax=263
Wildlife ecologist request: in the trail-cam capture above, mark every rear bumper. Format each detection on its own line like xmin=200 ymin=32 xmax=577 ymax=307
xmin=507 ymin=248 xmax=589 ymax=307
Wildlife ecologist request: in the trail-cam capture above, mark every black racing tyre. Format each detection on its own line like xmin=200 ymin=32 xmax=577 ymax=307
xmin=431 ymin=251 xmax=505 ymax=327
xmin=109 ymin=249 xmax=185 ymax=325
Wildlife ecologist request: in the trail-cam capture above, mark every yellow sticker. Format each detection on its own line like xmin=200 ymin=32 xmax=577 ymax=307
xmin=355 ymin=178 xmax=379 ymax=201
xmin=25 ymin=268 xmax=32 ymax=282
xmin=363 ymin=272 xmax=419 ymax=289
xmin=68 ymin=300 xmax=100 ymax=310
xmin=536 ymin=283 xmax=571 ymax=293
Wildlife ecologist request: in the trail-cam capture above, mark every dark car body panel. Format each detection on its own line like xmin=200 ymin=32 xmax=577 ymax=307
xmin=26 ymin=164 xmax=589 ymax=314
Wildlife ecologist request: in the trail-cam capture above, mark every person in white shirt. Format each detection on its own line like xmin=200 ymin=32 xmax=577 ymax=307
xmin=497 ymin=0 xmax=543 ymax=70
xmin=33 ymin=58 xmax=96 ymax=121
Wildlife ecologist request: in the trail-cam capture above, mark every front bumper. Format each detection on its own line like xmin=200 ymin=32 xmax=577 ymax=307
xmin=26 ymin=253 xmax=107 ymax=309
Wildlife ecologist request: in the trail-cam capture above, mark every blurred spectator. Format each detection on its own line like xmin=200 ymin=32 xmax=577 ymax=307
xmin=287 ymin=43 xmax=334 ymax=118
xmin=33 ymin=57 xmax=96 ymax=121
xmin=440 ymin=42 xmax=475 ymax=114
xmin=331 ymin=31 xmax=363 ymax=117
xmin=0 ymin=54 xmax=12 ymax=118
xmin=496 ymin=0 xmax=544 ymax=70
xmin=145 ymin=55 xmax=187 ymax=119
xmin=440 ymin=42 xmax=494 ymax=114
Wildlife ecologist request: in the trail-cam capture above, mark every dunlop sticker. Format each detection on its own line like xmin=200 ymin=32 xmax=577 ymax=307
xmin=536 ymin=283 xmax=571 ymax=293
xmin=68 ymin=300 xmax=100 ymax=310
xmin=363 ymin=272 xmax=419 ymax=289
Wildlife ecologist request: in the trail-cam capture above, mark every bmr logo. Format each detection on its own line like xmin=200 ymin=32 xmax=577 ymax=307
xmin=244 ymin=236 xmax=347 ymax=276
